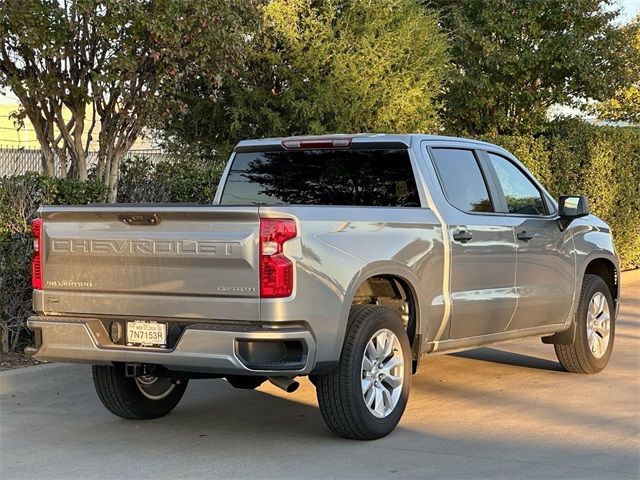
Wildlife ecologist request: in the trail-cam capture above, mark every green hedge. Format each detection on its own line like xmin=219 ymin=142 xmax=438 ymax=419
xmin=0 ymin=157 xmax=223 ymax=351
xmin=117 ymin=156 xmax=223 ymax=204
xmin=0 ymin=174 xmax=107 ymax=352
xmin=482 ymin=120 xmax=640 ymax=270
xmin=1 ymin=123 xmax=638 ymax=352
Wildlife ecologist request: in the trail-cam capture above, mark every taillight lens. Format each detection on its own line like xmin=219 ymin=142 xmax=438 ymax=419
xmin=31 ymin=218 xmax=44 ymax=290
xmin=260 ymin=218 xmax=296 ymax=298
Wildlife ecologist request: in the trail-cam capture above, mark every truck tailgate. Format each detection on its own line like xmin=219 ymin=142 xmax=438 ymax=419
xmin=35 ymin=205 xmax=260 ymax=321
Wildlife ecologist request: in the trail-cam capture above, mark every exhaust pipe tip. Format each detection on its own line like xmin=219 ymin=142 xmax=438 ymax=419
xmin=268 ymin=376 xmax=299 ymax=393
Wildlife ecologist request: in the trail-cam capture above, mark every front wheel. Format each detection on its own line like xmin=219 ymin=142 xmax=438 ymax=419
xmin=92 ymin=364 xmax=188 ymax=419
xmin=554 ymin=274 xmax=615 ymax=374
xmin=315 ymin=305 xmax=412 ymax=440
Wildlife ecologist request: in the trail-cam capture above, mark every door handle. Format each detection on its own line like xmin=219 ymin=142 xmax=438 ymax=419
xmin=453 ymin=230 xmax=473 ymax=243
xmin=517 ymin=230 xmax=535 ymax=242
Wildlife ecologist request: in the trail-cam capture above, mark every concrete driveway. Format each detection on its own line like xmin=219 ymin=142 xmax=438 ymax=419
xmin=2 ymin=281 xmax=639 ymax=480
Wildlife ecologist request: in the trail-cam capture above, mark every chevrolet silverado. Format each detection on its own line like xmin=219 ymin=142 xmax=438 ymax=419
xmin=27 ymin=134 xmax=619 ymax=439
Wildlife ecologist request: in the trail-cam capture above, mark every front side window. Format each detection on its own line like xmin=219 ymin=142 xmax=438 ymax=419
xmin=430 ymin=148 xmax=493 ymax=213
xmin=487 ymin=153 xmax=546 ymax=216
xmin=220 ymin=149 xmax=420 ymax=207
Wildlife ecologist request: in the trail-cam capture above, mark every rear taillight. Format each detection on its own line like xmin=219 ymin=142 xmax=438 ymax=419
xmin=31 ymin=218 xmax=44 ymax=290
xmin=260 ymin=218 xmax=296 ymax=298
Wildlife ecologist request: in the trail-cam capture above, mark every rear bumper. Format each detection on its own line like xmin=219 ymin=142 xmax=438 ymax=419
xmin=26 ymin=316 xmax=317 ymax=375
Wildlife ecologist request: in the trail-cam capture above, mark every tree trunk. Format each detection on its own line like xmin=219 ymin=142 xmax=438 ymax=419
xmin=96 ymin=122 xmax=112 ymax=183
xmin=76 ymin=151 xmax=88 ymax=180
xmin=106 ymin=153 xmax=121 ymax=203
xmin=106 ymin=145 xmax=129 ymax=203
xmin=1 ymin=328 xmax=8 ymax=354
xmin=40 ymin=148 xmax=56 ymax=177
xmin=73 ymin=109 xmax=88 ymax=180
xmin=10 ymin=328 xmax=20 ymax=352
xmin=29 ymin=116 xmax=56 ymax=176
xmin=96 ymin=154 xmax=105 ymax=183
xmin=106 ymin=139 xmax=137 ymax=202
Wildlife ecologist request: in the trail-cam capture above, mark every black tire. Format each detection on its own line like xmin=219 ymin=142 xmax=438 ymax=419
xmin=555 ymin=274 xmax=615 ymax=374
xmin=315 ymin=305 xmax=412 ymax=440
xmin=92 ymin=364 xmax=188 ymax=420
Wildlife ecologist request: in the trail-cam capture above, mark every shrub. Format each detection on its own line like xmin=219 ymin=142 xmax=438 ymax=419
xmin=0 ymin=156 xmax=222 ymax=352
xmin=0 ymin=174 xmax=106 ymax=352
xmin=544 ymin=120 xmax=640 ymax=270
xmin=479 ymin=134 xmax=553 ymax=187
xmin=485 ymin=121 xmax=640 ymax=269
xmin=117 ymin=155 xmax=223 ymax=204
xmin=116 ymin=156 xmax=169 ymax=203
xmin=0 ymin=233 xmax=33 ymax=353
xmin=152 ymin=158 xmax=223 ymax=204
xmin=0 ymin=173 xmax=57 ymax=237
xmin=55 ymin=177 xmax=108 ymax=205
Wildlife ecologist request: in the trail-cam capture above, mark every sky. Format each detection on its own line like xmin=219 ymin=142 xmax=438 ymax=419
xmin=616 ymin=0 xmax=640 ymax=23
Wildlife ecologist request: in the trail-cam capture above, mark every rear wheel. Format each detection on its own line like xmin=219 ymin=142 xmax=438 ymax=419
xmin=555 ymin=274 xmax=615 ymax=374
xmin=315 ymin=305 xmax=411 ymax=440
xmin=92 ymin=364 xmax=188 ymax=419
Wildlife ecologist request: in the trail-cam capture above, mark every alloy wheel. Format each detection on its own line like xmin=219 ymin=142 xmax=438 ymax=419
xmin=586 ymin=291 xmax=611 ymax=359
xmin=360 ymin=328 xmax=405 ymax=418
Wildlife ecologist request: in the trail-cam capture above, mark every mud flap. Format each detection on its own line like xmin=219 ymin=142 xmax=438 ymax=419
xmin=541 ymin=321 xmax=576 ymax=345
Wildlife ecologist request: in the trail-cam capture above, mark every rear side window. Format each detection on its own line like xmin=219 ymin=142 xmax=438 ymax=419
xmin=220 ymin=149 xmax=420 ymax=207
xmin=430 ymin=148 xmax=493 ymax=213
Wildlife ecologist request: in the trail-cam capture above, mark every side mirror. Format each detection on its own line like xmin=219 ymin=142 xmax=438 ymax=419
xmin=558 ymin=195 xmax=590 ymax=218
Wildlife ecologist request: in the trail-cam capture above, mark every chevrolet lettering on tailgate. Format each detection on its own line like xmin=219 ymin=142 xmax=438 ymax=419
xmin=51 ymin=239 xmax=240 ymax=256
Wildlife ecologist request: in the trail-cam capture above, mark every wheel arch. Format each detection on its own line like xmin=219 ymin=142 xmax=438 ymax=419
xmin=583 ymin=257 xmax=619 ymax=303
xmin=543 ymin=254 xmax=619 ymax=346
xmin=336 ymin=263 xmax=423 ymax=371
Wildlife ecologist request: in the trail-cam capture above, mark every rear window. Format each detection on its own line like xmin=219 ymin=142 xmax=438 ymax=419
xmin=431 ymin=148 xmax=493 ymax=213
xmin=220 ymin=149 xmax=420 ymax=207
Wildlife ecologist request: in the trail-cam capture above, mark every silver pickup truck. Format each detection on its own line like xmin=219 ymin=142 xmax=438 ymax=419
xmin=27 ymin=134 xmax=619 ymax=439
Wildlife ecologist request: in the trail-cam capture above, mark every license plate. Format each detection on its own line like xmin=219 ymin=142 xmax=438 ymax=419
xmin=126 ymin=321 xmax=167 ymax=347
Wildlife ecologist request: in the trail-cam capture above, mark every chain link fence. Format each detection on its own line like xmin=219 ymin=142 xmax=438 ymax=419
xmin=0 ymin=147 xmax=172 ymax=177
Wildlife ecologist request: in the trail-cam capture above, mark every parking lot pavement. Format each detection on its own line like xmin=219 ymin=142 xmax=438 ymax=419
xmin=2 ymin=281 xmax=639 ymax=480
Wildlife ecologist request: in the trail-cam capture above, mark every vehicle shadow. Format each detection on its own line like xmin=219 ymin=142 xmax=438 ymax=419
xmin=450 ymin=347 xmax=565 ymax=372
xmin=167 ymin=378 xmax=332 ymax=437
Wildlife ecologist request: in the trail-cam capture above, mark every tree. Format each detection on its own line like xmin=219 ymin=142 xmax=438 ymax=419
xmin=0 ymin=0 xmax=255 ymax=200
xmin=160 ymin=0 xmax=450 ymax=159
xmin=426 ymin=0 xmax=627 ymax=135
xmin=597 ymin=17 xmax=640 ymax=124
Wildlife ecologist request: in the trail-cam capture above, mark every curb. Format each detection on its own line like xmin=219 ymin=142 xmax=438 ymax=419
xmin=0 ymin=361 xmax=55 ymax=376
xmin=621 ymin=268 xmax=640 ymax=287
